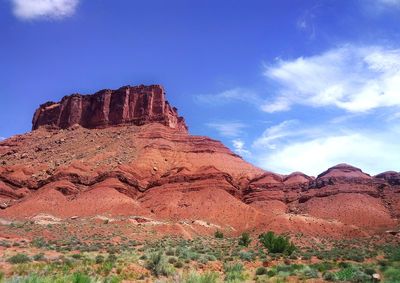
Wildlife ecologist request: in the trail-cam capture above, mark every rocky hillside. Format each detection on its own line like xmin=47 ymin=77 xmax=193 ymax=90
xmin=1 ymin=85 xmax=399 ymax=238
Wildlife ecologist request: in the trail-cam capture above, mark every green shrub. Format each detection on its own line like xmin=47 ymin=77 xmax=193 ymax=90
xmin=311 ymin=261 xmax=335 ymax=272
xmin=238 ymin=232 xmax=251 ymax=247
xmin=258 ymin=231 xmax=296 ymax=255
xmin=7 ymin=253 xmax=31 ymax=264
xmin=255 ymin=267 xmax=268 ymax=276
xmin=384 ymin=267 xmax=400 ymax=283
xmin=146 ymin=251 xmax=175 ymax=277
xmin=323 ymin=271 xmax=338 ymax=281
xmin=33 ymin=253 xmax=46 ymax=261
xmin=106 ymin=254 xmax=117 ymax=263
xmin=224 ymin=263 xmax=245 ymax=282
xmin=387 ymin=246 xmax=400 ymax=261
xmin=215 ymin=230 xmax=224 ymax=239
xmin=168 ymin=256 xmax=178 ymax=264
xmin=300 ymin=266 xmax=319 ymax=279
xmin=185 ymin=271 xmax=219 ymax=283
xmin=174 ymin=261 xmax=184 ymax=268
xmin=239 ymin=251 xmax=255 ymax=261
xmin=71 ymin=253 xmax=82 ymax=259
xmin=166 ymin=247 xmax=175 ymax=256
xmin=334 ymin=265 xmax=371 ymax=282
xmin=72 ymin=272 xmax=92 ymax=283
xmin=95 ymin=255 xmax=105 ymax=264
xmin=31 ymin=237 xmax=47 ymax=248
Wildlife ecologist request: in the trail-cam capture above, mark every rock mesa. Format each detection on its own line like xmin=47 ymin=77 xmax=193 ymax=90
xmin=32 ymin=85 xmax=188 ymax=132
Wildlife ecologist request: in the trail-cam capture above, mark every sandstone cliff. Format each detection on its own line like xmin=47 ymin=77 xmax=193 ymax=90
xmin=32 ymin=85 xmax=188 ymax=132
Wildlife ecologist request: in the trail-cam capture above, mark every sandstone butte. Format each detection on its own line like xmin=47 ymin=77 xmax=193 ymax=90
xmin=0 ymin=84 xmax=399 ymax=239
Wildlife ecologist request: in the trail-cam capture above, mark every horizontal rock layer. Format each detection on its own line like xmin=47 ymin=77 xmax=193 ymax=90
xmin=32 ymin=85 xmax=188 ymax=131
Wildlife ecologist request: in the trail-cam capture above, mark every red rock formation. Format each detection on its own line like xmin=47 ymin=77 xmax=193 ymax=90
xmin=32 ymin=85 xmax=188 ymax=132
xmin=0 ymin=84 xmax=399 ymax=239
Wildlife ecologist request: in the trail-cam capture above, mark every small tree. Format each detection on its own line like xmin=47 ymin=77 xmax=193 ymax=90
xmin=238 ymin=232 xmax=252 ymax=247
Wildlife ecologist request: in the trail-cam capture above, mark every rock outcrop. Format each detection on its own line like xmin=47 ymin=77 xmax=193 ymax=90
xmin=0 ymin=84 xmax=399 ymax=239
xmin=32 ymin=85 xmax=188 ymax=132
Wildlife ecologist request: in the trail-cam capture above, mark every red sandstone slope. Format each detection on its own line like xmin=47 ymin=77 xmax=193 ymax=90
xmin=0 ymin=85 xmax=399 ymax=238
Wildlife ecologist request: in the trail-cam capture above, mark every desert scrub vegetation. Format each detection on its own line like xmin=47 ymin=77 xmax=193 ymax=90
xmin=7 ymin=254 xmax=31 ymax=264
xmin=184 ymin=271 xmax=219 ymax=283
xmin=258 ymin=231 xmax=296 ymax=255
xmin=238 ymin=232 xmax=251 ymax=247
xmin=145 ymin=251 xmax=175 ymax=277
xmin=1 ymin=232 xmax=399 ymax=282
xmin=224 ymin=262 xmax=246 ymax=282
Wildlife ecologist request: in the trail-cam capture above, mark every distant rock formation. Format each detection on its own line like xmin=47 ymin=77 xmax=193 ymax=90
xmin=32 ymin=85 xmax=188 ymax=132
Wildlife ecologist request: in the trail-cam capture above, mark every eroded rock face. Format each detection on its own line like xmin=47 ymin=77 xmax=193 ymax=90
xmin=32 ymin=85 xmax=188 ymax=132
xmin=0 ymin=84 xmax=399 ymax=239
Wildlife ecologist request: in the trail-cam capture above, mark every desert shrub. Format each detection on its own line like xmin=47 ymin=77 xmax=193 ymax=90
xmin=224 ymin=263 xmax=245 ymax=282
xmin=215 ymin=230 xmax=224 ymax=239
xmin=104 ymin=276 xmax=122 ymax=283
xmin=239 ymin=250 xmax=255 ymax=261
xmin=334 ymin=265 xmax=371 ymax=282
xmin=384 ymin=267 xmax=400 ymax=283
xmin=255 ymin=267 xmax=268 ymax=276
xmin=258 ymin=231 xmax=296 ymax=255
xmin=72 ymin=272 xmax=92 ymax=283
xmin=146 ymin=251 xmax=175 ymax=277
xmin=98 ymin=261 xmax=114 ymax=276
xmin=166 ymin=247 xmax=175 ymax=256
xmin=206 ymin=254 xmax=217 ymax=261
xmin=198 ymin=255 xmax=209 ymax=264
xmin=106 ymin=254 xmax=117 ymax=263
xmin=267 ymin=268 xmax=277 ymax=277
xmin=31 ymin=237 xmax=47 ymax=248
xmin=238 ymin=232 xmax=251 ymax=247
xmin=386 ymin=246 xmax=400 ymax=261
xmin=185 ymin=271 xmax=219 ymax=283
xmin=71 ymin=253 xmax=82 ymax=259
xmin=311 ymin=261 xmax=335 ymax=272
xmin=174 ymin=261 xmax=184 ymax=268
xmin=33 ymin=253 xmax=46 ymax=261
xmin=300 ymin=266 xmax=319 ymax=279
xmin=323 ymin=271 xmax=338 ymax=281
xmin=7 ymin=253 xmax=31 ymax=264
xmin=168 ymin=256 xmax=178 ymax=264
xmin=95 ymin=255 xmax=105 ymax=264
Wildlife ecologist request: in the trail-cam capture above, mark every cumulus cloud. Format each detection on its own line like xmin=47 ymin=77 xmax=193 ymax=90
xmin=11 ymin=0 xmax=79 ymax=20
xmin=0 ymin=137 xmax=5 ymax=141
xmin=232 ymin=139 xmax=251 ymax=157
xmin=263 ymin=45 xmax=400 ymax=113
xmin=252 ymin=121 xmax=400 ymax=176
xmin=206 ymin=122 xmax=247 ymax=138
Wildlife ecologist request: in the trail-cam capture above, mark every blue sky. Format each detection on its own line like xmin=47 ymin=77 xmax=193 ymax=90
xmin=1 ymin=0 xmax=400 ymax=176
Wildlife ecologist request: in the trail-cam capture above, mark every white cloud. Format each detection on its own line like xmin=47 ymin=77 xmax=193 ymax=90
xmin=11 ymin=0 xmax=79 ymax=20
xmin=195 ymin=88 xmax=260 ymax=105
xmin=0 ymin=137 xmax=5 ymax=141
xmin=376 ymin=0 xmax=400 ymax=8
xmin=252 ymin=120 xmax=299 ymax=149
xmin=252 ymin=121 xmax=400 ymax=176
xmin=263 ymin=45 xmax=400 ymax=113
xmin=206 ymin=122 xmax=247 ymax=138
xmin=232 ymin=139 xmax=251 ymax=156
